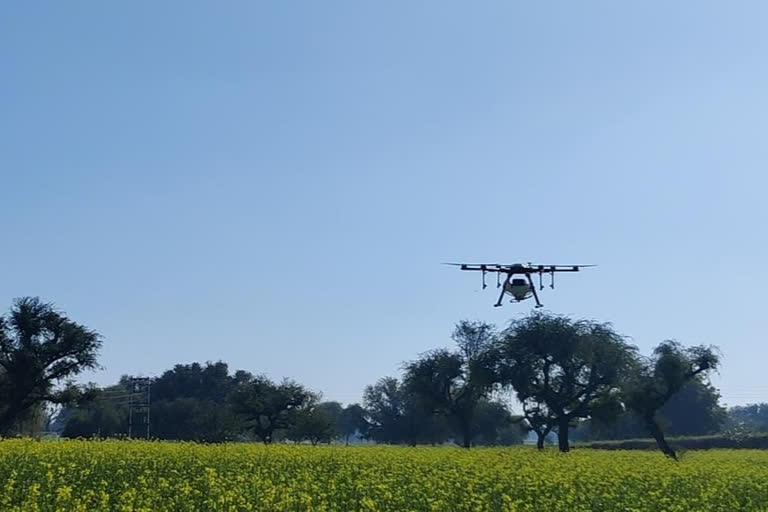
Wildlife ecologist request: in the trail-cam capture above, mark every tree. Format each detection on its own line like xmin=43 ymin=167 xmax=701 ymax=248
xmin=62 ymin=363 xmax=251 ymax=441
xmin=471 ymin=399 xmax=525 ymax=446
xmin=317 ymin=401 xmax=343 ymax=428
xmin=151 ymin=397 xmax=240 ymax=442
xmin=147 ymin=362 xmax=247 ymax=441
xmin=60 ymin=382 xmax=129 ymax=438
xmin=231 ymin=375 xmax=316 ymax=444
xmin=623 ymin=340 xmax=719 ymax=460
xmin=286 ymin=404 xmax=337 ymax=445
xmin=152 ymin=362 xmax=240 ymax=403
xmin=403 ymin=320 xmax=498 ymax=448
xmin=728 ymin=403 xmax=768 ymax=432
xmin=498 ymin=312 xmax=636 ymax=452
xmin=362 ymin=377 xmax=407 ymax=444
xmin=362 ymin=377 xmax=443 ymax=445
xmin=338 ymin=403 xmax=367 ymax=445
xmin=577 ymin=379 xmax=725 ymax=441
xmin=657 ymin=379 xmax=726 ymax=437
xmin=520 ymin=401 xmax=555 ymax=450
xmin=0 ymin=298 xmax=102 ymax=435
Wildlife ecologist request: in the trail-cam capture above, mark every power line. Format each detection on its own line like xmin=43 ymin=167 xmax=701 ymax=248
xmin=127 ymin=377 xmax=151 ymax=440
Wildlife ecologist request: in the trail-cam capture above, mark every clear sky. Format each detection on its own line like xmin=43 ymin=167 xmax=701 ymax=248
xmin=2 ymin=1 xmax=767 ymax=407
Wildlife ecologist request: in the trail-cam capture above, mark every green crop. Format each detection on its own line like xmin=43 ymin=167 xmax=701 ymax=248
xmin=0 ymin=439 xmax=766 ymax=511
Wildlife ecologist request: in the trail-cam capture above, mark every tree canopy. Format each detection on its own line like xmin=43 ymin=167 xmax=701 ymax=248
xmin=498 ymin=312 xmax=637 ymax=452
xmin=0 ymin=296 xmax=725 ymax=456
xmin=622 ymin=340 xmax=720 ymax=459
xmin=231 ymin=375 xmax=317 ymax=444
xmin=728 ymin=403 xmax=768 ymax=433
xmin=403 ymin=320 xmax=499 ymax=448
xmin=0 ymin=297 xmax=102 ymax=435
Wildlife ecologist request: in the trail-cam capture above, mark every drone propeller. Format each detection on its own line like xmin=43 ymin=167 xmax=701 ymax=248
xmin=443 ymin=263 xmax=596 ymax=268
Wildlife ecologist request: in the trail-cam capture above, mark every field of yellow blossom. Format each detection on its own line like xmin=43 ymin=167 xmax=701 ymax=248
xmin=0 ymin=439 xmax=767 ymax=511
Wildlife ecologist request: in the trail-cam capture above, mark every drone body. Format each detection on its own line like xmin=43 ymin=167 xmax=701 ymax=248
xmin=446 ymin=263 xmax=595 ymax=308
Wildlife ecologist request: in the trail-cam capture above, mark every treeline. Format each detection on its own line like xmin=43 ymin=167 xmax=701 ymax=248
xmin=1 ymin=297 xmax=764 ymax=458
xmin=58 ymin=362 xmax=526 ymax=446
xmin=54 ymin=315 xmax=729 ymax=458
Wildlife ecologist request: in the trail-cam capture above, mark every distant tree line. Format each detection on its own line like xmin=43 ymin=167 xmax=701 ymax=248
xmin=58 ymin=361 xmax=526 ymax=447
xmin=2 ymin=296 xmax=762 ymax=459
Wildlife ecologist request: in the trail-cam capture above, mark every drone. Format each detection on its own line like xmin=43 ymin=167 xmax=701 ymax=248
xmin=445 ymin=263 xmax=595 ymax=308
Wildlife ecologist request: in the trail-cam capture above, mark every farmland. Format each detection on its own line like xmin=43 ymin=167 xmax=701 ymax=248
xmin=1 ymin=440 xmax=767 ymax=511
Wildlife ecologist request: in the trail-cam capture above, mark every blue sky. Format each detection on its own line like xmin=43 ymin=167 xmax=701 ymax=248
xmin=2 ymin=1 xmax=767 ymax=407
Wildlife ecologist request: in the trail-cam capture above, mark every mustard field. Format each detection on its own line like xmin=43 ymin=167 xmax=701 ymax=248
xmin=0 ymin=440 xmax=767 ymax=511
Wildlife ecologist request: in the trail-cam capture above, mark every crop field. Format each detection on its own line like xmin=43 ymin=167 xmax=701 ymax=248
xmin=0 ymin=440 xmax=767 ymax=511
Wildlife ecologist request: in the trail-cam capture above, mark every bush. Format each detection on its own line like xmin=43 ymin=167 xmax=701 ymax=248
xmin=586 ymin=433 xmax=768 ymax=451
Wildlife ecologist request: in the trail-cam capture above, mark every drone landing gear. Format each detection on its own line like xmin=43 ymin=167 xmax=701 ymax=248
xmin=527 ymin=274 xmax=544 ymax=308
xmin=494 ymin=274 xmax=508 ymax=307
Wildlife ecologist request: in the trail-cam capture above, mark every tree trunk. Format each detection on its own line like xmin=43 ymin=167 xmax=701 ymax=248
xmin=645 ymin=415 xmax=677 ymax=461
xmin=0 ymin=400 xmax=30 ymax=436
xmin=535 ymin=426 xmax=551 ymax=450
xmin=557 ymin=417 xmax=570 ymax=452
xmin=460 ymin=418 xmax=472 ymax=449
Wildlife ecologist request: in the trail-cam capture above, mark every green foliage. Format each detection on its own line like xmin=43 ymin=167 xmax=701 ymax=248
xmin=661 ymin=379 xmax=726 ymax=436
xmin=231 ymin=375 xmax=317 ymax=443
xmin=338 ymin=403 xmax=367 ymax=444
xmin=623 ymin=341 xmax=720 ymax=417
xmin=2 ymin=441 xmax=768 ymax=510
xmin=148 ymin=362 xmax=246 ymax=442
xmin=32 ymin=307 xmax=727 ymax=455
xmin=362 ymin=377 xmax=445 ymax=445
xmin=0 ymin=297 xmax=102 ymax=435
xmin=471 ymin=399 xmax=525 ymax=446
xmin=403 ymin=320 xmax=498 ymax=448
xmin=586 ymin=433 xmax=768 ymax=450
xmin=622 ymin=340 xmax=720 ymax=459
xmin=728 ymin=403 xmax=768 ymax=433
xmin=286 ymin=403 xmax=337 ymax=445
xmin=575 ymin=379 xmax=727 ymax=441
xmin=498 ymin=312 xmax=636 ymax=452
xmin=60 ymin=384 xmax=128 ymax=438
xmin=152 ymin=362 xmax=245 ymax=402
xmin=151 ymin=398 xmax=240 ymax=442
xmin=61 ymin=363 xmax=248 ymax=441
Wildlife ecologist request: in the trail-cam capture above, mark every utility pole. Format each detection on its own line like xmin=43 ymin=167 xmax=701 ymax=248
xmin=127 ymin=377 xmax=151 ymax=439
